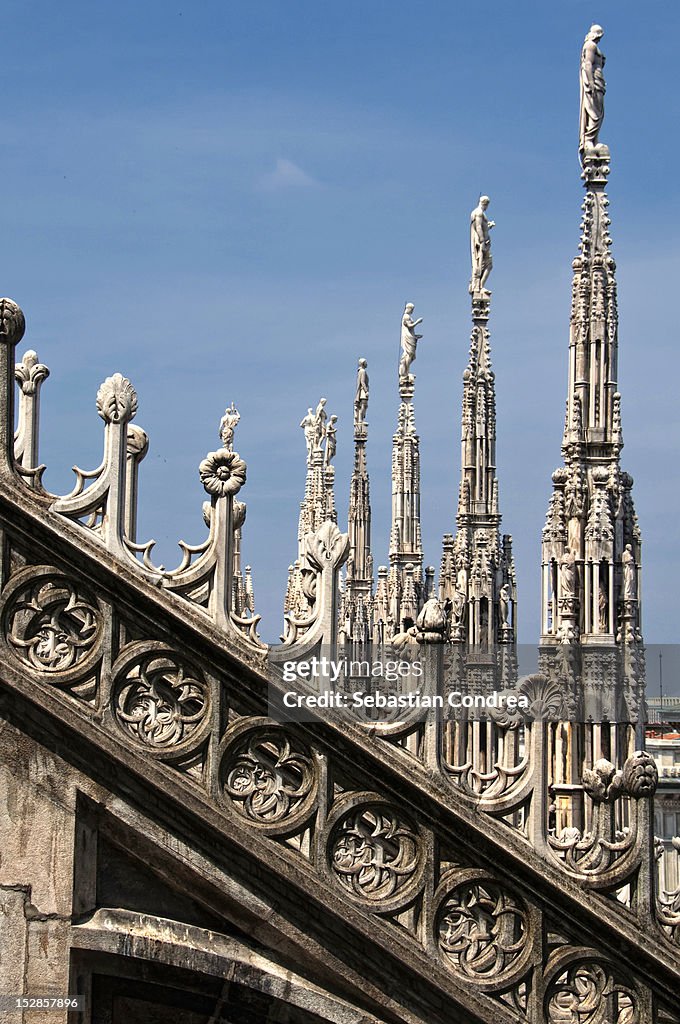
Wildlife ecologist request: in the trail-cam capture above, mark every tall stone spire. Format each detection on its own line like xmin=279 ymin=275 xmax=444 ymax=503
xmin=387 ymin=303 xmax=424 ymax=634
xmin=540 ymin=25 xmax=644 ymax=734
xmin=440 ymin=199 xmax=516 ymax=671
xmin=284 ymin=398 xmax=338 ymax=617
xmin=341 ymin=359 xmax=374 ymax=643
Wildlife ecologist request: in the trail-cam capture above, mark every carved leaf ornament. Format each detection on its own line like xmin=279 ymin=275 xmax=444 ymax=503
xmin=96 ymin=372 xmax=138 ymax=424
xmin=306 ymin=521 xmax=350 ymax=571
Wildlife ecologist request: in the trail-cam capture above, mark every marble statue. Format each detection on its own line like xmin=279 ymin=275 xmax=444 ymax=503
xmin=622 ymin=544 xmax=637 ymax=600
xmin=469 ymin=196 xmax=495 ymax=296
xmin=324 ymin=414 xmax=337 ymax=467
xmin=399 ymin=303 xmax=423 ymax=380
xmin=300 ymin=408 xmax=316 ymax=464
xmin=314 ymin=398 xmax=327 ymax=449
xmin=416 ymin=596 xmax=446 ymax=641
xmin=450 ymin=588 xmax=465 ymax=626
xmin=354 ymin=358 xmax=369 ymax=429
xmin=579 ymin=24 xmax=606 ymax=156
xmin=598 ymin=582 xmax=608 ymax=630
xmin=219 ymin=402 xmax=240 ymax=450
xmin=559 ymin=548 xmax=577 ymax=599
xmin=499 ymin=583 xmax=511 ymax=626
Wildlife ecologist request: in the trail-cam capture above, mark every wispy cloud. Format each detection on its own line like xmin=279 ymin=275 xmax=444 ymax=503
xmin=258 ymin=157 xmax=320 ymax=191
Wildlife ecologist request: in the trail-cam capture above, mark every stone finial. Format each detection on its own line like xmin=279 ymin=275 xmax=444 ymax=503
xmin=15 ymin=350 xmax=49 ymax=396
xmin=126 ymin=424 xmax=149 ymax=459
xmin=96 ymin=373 xmax=138 ymax=425
xmin=0 ymin=298 xmax=26 ymax=347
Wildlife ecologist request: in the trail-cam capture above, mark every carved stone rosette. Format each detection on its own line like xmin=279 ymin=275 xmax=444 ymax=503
xmin=0 ymin=565 xmax=102 ymax=684
xmin=110 ymin=641 xmax=211 ymax=759
xmin=324 ymin=793 xmax=424 ymax=912
xmin=218 ymin=720 xmax=318 ymax=835
xmin=434 ymin=869 xmax=534 ymax=990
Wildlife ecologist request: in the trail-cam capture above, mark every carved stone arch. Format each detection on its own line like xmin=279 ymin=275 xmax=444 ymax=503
xmin=71 ymin=909 xmax=388 ymax=1024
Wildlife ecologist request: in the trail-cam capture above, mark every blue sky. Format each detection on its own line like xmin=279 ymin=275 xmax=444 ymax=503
xmin=2 ymin=1 xmax=679 ymax=667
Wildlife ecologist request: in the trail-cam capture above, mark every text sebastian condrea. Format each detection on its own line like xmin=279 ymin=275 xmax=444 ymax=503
xmin=282 ymin=691 xmax=529 ymax=710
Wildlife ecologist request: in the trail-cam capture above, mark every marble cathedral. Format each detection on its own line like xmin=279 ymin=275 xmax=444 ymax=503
xmin=0 ymin=25 xmax=677 ymax=1024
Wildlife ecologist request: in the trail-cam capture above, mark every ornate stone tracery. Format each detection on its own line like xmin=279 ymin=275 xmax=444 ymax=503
xmin=544 ymin=955 xmax=640 ymax=1024
xmin=1 ymin=566 xmax=101 ymax=678
xmin=219 ymin=724 xmax=317 ymax=830
xmin=435 ymin=874 xmax=530 ymax=986
xmin=111 ymin=643 xmax=211 ymax=756
xmin=327 ymin=796 xmax=423 ymax=909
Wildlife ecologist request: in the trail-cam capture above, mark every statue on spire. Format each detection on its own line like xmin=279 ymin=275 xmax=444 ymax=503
xmin=354 ymin=358 xmax=369 ymax=430
xmin=469 ymin=196 xmax=495 ymax=297
xmin=579 ymin=24 xmax=607 ymax=159
xmin=219 ymin=402 xmax=240 ymax=450
xmin=399 ymin=303 xmax=423 ymax=381
xmin=300 ymin=407 xmax=316 ymax=465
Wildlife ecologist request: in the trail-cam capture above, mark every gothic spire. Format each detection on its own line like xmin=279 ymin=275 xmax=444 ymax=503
xmin=440 ymin=198 xmax=516 ymax=661
xmin=285 ymin=398 xmax=338 ymax=618
xmin=341 ymin=359 xmax=374 ymax=643
xmin=540 ymin=24 xmax=644 ymax=731
xmin=387 ymin=303 xmax=424 ymax=634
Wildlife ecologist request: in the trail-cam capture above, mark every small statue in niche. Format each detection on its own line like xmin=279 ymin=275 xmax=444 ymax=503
xmin=559 ymin=548 xmax=577 ymax=598
xmin=598 ymin=582 xmax=608 ymax=631
xmin=499 ymin=583 xmax=511 ymax=626
xmin=622 ymin=544 xmax=637 ymax=600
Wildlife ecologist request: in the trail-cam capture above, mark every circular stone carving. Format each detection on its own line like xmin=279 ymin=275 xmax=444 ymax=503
xmin=2 ymin=567 xmax=101 ymax=679
xmin=327 ymin=798 xmax=423 ymax=910
xmin=111 ymin=644 xmax=210 ymax=756
xmin=199 ymin=448 xmax=247 ymax=497
xmin=219 ymin=726 xmax=317 ymax=831
xmin=546 ymin=961 xmax=638 ymax=1024
xmin=436 ymin=877 xmax=529 ymax=984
